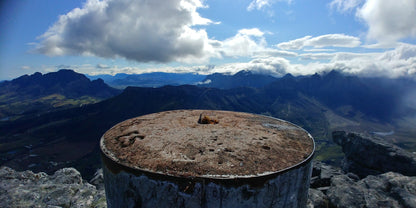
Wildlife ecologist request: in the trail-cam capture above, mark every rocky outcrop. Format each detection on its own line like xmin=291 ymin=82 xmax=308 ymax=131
xmin=3 ymin=129 xmax=416 ymax=208
xmin=327 ymin=172 xmax=416 ymax=208
xmin=307 ymin=188 xmax=329 ymax=208
xmin=332 ymin=131 xmax=416 ymax=178
xmin=307 ymin=162 xmax=416 ymax=208
xmin=310 ymin=161 xmax=343 ymax=190
xmin=0 ymin=166 xmax=106 ymax=208
xmin=308 ymin=131 xmax=416 ymax=207
xmin=1 ymin=163 xmax=415 ymax=208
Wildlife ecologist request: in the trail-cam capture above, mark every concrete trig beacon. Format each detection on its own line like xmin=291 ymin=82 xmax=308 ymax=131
xmin=100 ymin=110 xmax=315 ymax=208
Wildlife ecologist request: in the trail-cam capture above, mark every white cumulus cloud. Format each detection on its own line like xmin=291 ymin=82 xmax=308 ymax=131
xmin=69 ymin=43 xmax=416 ymax=79
xmin=356 ymin=0 xmax=416 ymax=44
xmin=330 ymin=0 xmax=416 ymax=45
xmin=221 ymin=28 xmax=297 ymax=58
xmin=213 ymin=43 xmax=416 ymax=78
xmin=34 ymin=0 xmax=220 ymax=63
xmin=221 ymin=28 xmax=266 ymax=57
xmin=213 ymin=57 xmax=292 ymax=77
xmin=277 ymin=34 xmax=361 ymax=50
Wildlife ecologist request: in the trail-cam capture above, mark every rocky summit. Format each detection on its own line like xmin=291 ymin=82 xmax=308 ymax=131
xmin=1 ymin=131 xmax=416 ymax=208
xmin=332 ymin=131 xmax=416 ymax=178
xmin=1 ymin=162 xmax=414 ymax=208
xmin=0 ymin=166 xmax=106 ymax=208
xmin=308 ymin=162 xmax=416 ymax=208
xmin=306 ymin=131 xmax=416 ymax=208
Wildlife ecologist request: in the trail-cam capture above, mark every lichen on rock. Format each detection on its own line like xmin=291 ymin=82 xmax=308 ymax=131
xmin=0 ymin=166 xmax=106 ymax=208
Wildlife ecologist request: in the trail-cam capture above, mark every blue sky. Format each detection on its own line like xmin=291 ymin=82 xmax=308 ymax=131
xmin=1 ymin=0 xmax=416 ymax=80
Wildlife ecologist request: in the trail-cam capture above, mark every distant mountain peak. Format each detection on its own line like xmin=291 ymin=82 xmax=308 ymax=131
xmin=57 ymin=68 xmax=75 ymax=72
xmin=281 ymin=73 xmax=295 ymax=79
xmin=33 ymin=72 xmax=42 ymax=77
xmin=234 ymin=70 xmax=252 ymax=76
xmin=198 ymin=70 xmax=277 ymax=89
xmin=323 ymin=70 xmax=344 ymax=79
xmin=2 ymin=69 xmax=121 ymax=99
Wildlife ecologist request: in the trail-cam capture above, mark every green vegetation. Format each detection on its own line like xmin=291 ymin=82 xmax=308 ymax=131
xmin=0 ymin=93 xmax=100 ymax=121
xmin=314 ymin=142 xmax=343 ymax=163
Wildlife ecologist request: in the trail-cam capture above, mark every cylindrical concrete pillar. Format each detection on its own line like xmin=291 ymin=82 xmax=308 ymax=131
xmin=100 ymin=110 xmax=315 ymax=208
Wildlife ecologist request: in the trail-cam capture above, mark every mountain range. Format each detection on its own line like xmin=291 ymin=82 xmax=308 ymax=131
xmin=88 ymin=72 xmax=206 ymax=88
xmin=86 ymin=70 xmax=278 ymax=89
xmin=198 ymin=70 xmax=278 ymax=89
xmin=0 ymin=69 xmax=415 ymax=179
xmin=0 ymin=69 xmax=121 ymax=120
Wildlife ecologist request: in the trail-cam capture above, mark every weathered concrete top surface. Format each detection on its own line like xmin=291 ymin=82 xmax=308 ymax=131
xmin=101 ymin=110 xmax=314 ymax=178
